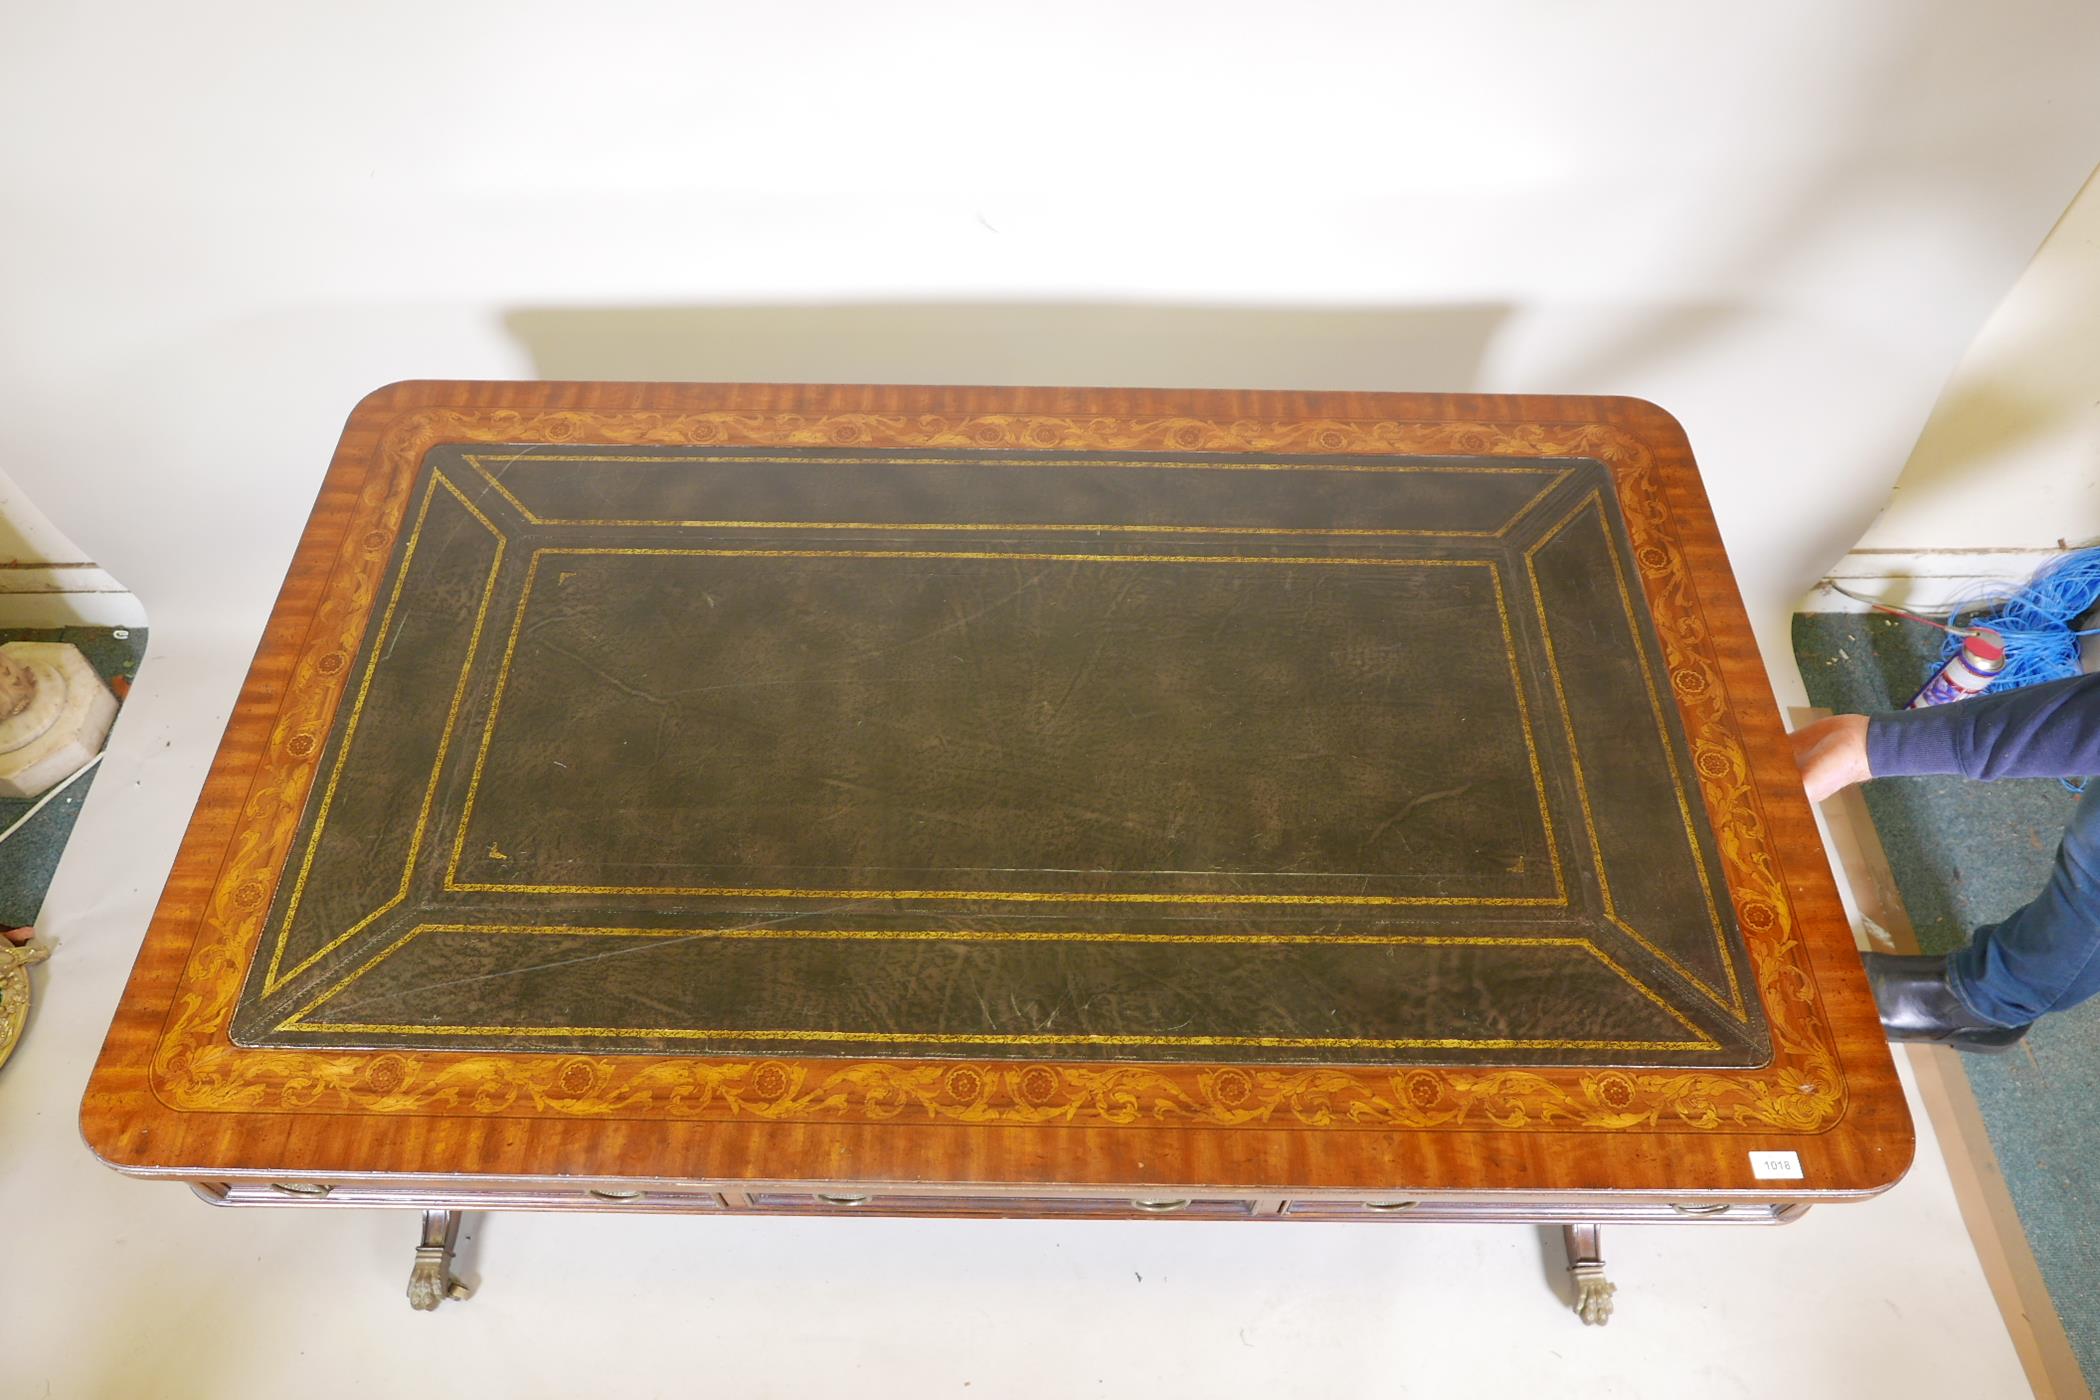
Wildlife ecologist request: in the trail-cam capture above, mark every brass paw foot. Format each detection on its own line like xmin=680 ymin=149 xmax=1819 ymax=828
xmin=407 ymin=1209 xmax=473 ymax=1311
xmin=1562 ymin=1222 xmax=1615 ymax=1326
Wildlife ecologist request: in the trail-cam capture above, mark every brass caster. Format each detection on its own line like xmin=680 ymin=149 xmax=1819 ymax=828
xmin=1563 ymin=1222 xmax=1616 ymax=1326
xmin=407 ymin=1209 xmax=473 ymax=1311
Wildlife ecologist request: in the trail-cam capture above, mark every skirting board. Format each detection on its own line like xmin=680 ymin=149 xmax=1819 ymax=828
xmin=0 ymin=564 xmax=147 ymax=629
xmin=1808 ymin=547 xmax=2078 ymax=615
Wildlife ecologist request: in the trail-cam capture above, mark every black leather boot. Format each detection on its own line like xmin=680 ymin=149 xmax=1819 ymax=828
xmin=1862 ymin=953 xmax=2031 ymax=1054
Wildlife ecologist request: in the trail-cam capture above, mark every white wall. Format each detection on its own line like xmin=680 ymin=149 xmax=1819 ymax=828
xmin=0 ymin=465 xmax=142 ymax=627
xmin=0 ymin=466 xmax=90 ymax=568
xmin=3 ymin=2 xmax=2097 ymax=692
xmin=1826 ymin=165 xmax=2100 ymax=611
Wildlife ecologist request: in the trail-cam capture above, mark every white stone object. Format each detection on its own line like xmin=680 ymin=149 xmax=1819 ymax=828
xmin=0 ymin=642 xmax=118 ymax=799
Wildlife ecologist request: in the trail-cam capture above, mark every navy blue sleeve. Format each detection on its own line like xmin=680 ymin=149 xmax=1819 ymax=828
xmin=1867 ymin=672 xmax=2100 ymax=780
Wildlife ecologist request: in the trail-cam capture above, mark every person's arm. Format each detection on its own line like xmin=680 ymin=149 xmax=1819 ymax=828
xmin=1868 ymin=671 xmax=2100 ymax=780
xmin=1791 ymin=671 xmax=2100 ymax=801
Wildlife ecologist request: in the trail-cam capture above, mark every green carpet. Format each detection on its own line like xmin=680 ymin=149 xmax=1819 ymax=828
xmin=0 ymin=627 xmax=145 ymax=928
xmin=1795 ymin=612 xmax=2098 ymax=1385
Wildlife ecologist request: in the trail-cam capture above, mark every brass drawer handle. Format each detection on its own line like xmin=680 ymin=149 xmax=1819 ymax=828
xmin=1363 ymin=1200 xmax=1419 ymax=1212
xmin=588 ymin=1189 xmax=644 ymax=1202
xmin=814 ymin=1193 xmax=871 ymax=1207
xmin=268 ymin=1182 xmax=333 ymax=1198
xmin=1669 ymin=1203 xmax=1731 ymax=1216
xmin=1131 ymin=1198 xmax=1192 ymax=1213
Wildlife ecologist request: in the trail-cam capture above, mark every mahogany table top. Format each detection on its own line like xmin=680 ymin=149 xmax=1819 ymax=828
xmin=83 ymin=383 xmax=1911 ymax=1200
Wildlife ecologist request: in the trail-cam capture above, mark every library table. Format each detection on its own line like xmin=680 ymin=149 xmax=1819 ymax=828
xmin=83 ymin=382 xmax=1911 ymax=1322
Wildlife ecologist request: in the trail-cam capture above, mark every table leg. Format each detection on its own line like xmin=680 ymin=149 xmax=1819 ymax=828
xmin=1561 ymin=1222 xmax=1615 ymax=1325
xmin=407 ymin=1209 xmax=474 ymax=1311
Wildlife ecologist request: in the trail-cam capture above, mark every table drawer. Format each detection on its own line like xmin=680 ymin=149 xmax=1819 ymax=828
xmin=1279 ymin=1199 xmax=1805 ymax=1224
xmin=1280 ymin=1199 xmax=1428 ymax=1218
xmin=745 ymin=1192 xmax=1258 ymax=1218
xmin=198 ymin=1181 xmax=729 ymax=1212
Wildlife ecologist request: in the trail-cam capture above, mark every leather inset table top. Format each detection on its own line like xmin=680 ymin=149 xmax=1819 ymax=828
xmin=228 ymin=443 xmax=1767 ymax=1068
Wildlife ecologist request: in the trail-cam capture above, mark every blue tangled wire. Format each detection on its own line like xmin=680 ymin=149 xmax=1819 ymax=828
xmin=1941 ymin=546 xmax=2100 ymax=692
xmin=1938 ymin=547 xmax=2100 ymax=793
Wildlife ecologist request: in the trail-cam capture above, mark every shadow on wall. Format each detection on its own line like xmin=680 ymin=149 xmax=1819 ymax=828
xmin=0 ymin=465 xmax=147 ymax=632
xmin=503 ymin=303 xmax=1512 ymax=394
xmin=1872 ymin=249 xmax=2100 ymax=536
xmin=1849 ymin=165 xmax=2100 ymax=554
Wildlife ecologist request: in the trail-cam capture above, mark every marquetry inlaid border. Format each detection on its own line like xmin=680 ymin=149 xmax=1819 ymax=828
xmin=147 ymin=405 xmax=1844 ymax=1135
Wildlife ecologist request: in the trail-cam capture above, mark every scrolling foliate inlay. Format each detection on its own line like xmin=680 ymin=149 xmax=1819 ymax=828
xmin=149 ymin=406 xmax=1845 ymax=1134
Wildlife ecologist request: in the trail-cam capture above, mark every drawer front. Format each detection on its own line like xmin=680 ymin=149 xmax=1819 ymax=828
xmin=200 ymin=1182 xmax=728 ymax=1212
xmin=1280 ymin=1199 xmax=1426 ymax=1218
xmin=1280 ymin=1199 xmax=1800 ymax=1224
xmin=745 ymin=1193 xmax=1258 ymax=1218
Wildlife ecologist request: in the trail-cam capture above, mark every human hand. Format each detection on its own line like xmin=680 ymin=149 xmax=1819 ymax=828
xmin=1790 ymin=713 xmax=1872 ymax=802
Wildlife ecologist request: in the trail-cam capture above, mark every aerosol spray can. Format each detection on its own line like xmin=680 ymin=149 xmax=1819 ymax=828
xmin=1907 ymin=629 xmax=2006 ymax=708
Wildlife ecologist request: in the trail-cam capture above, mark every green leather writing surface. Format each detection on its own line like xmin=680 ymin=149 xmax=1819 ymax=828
xmin=232 ymin=445 xmax=1768 ymax=1067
